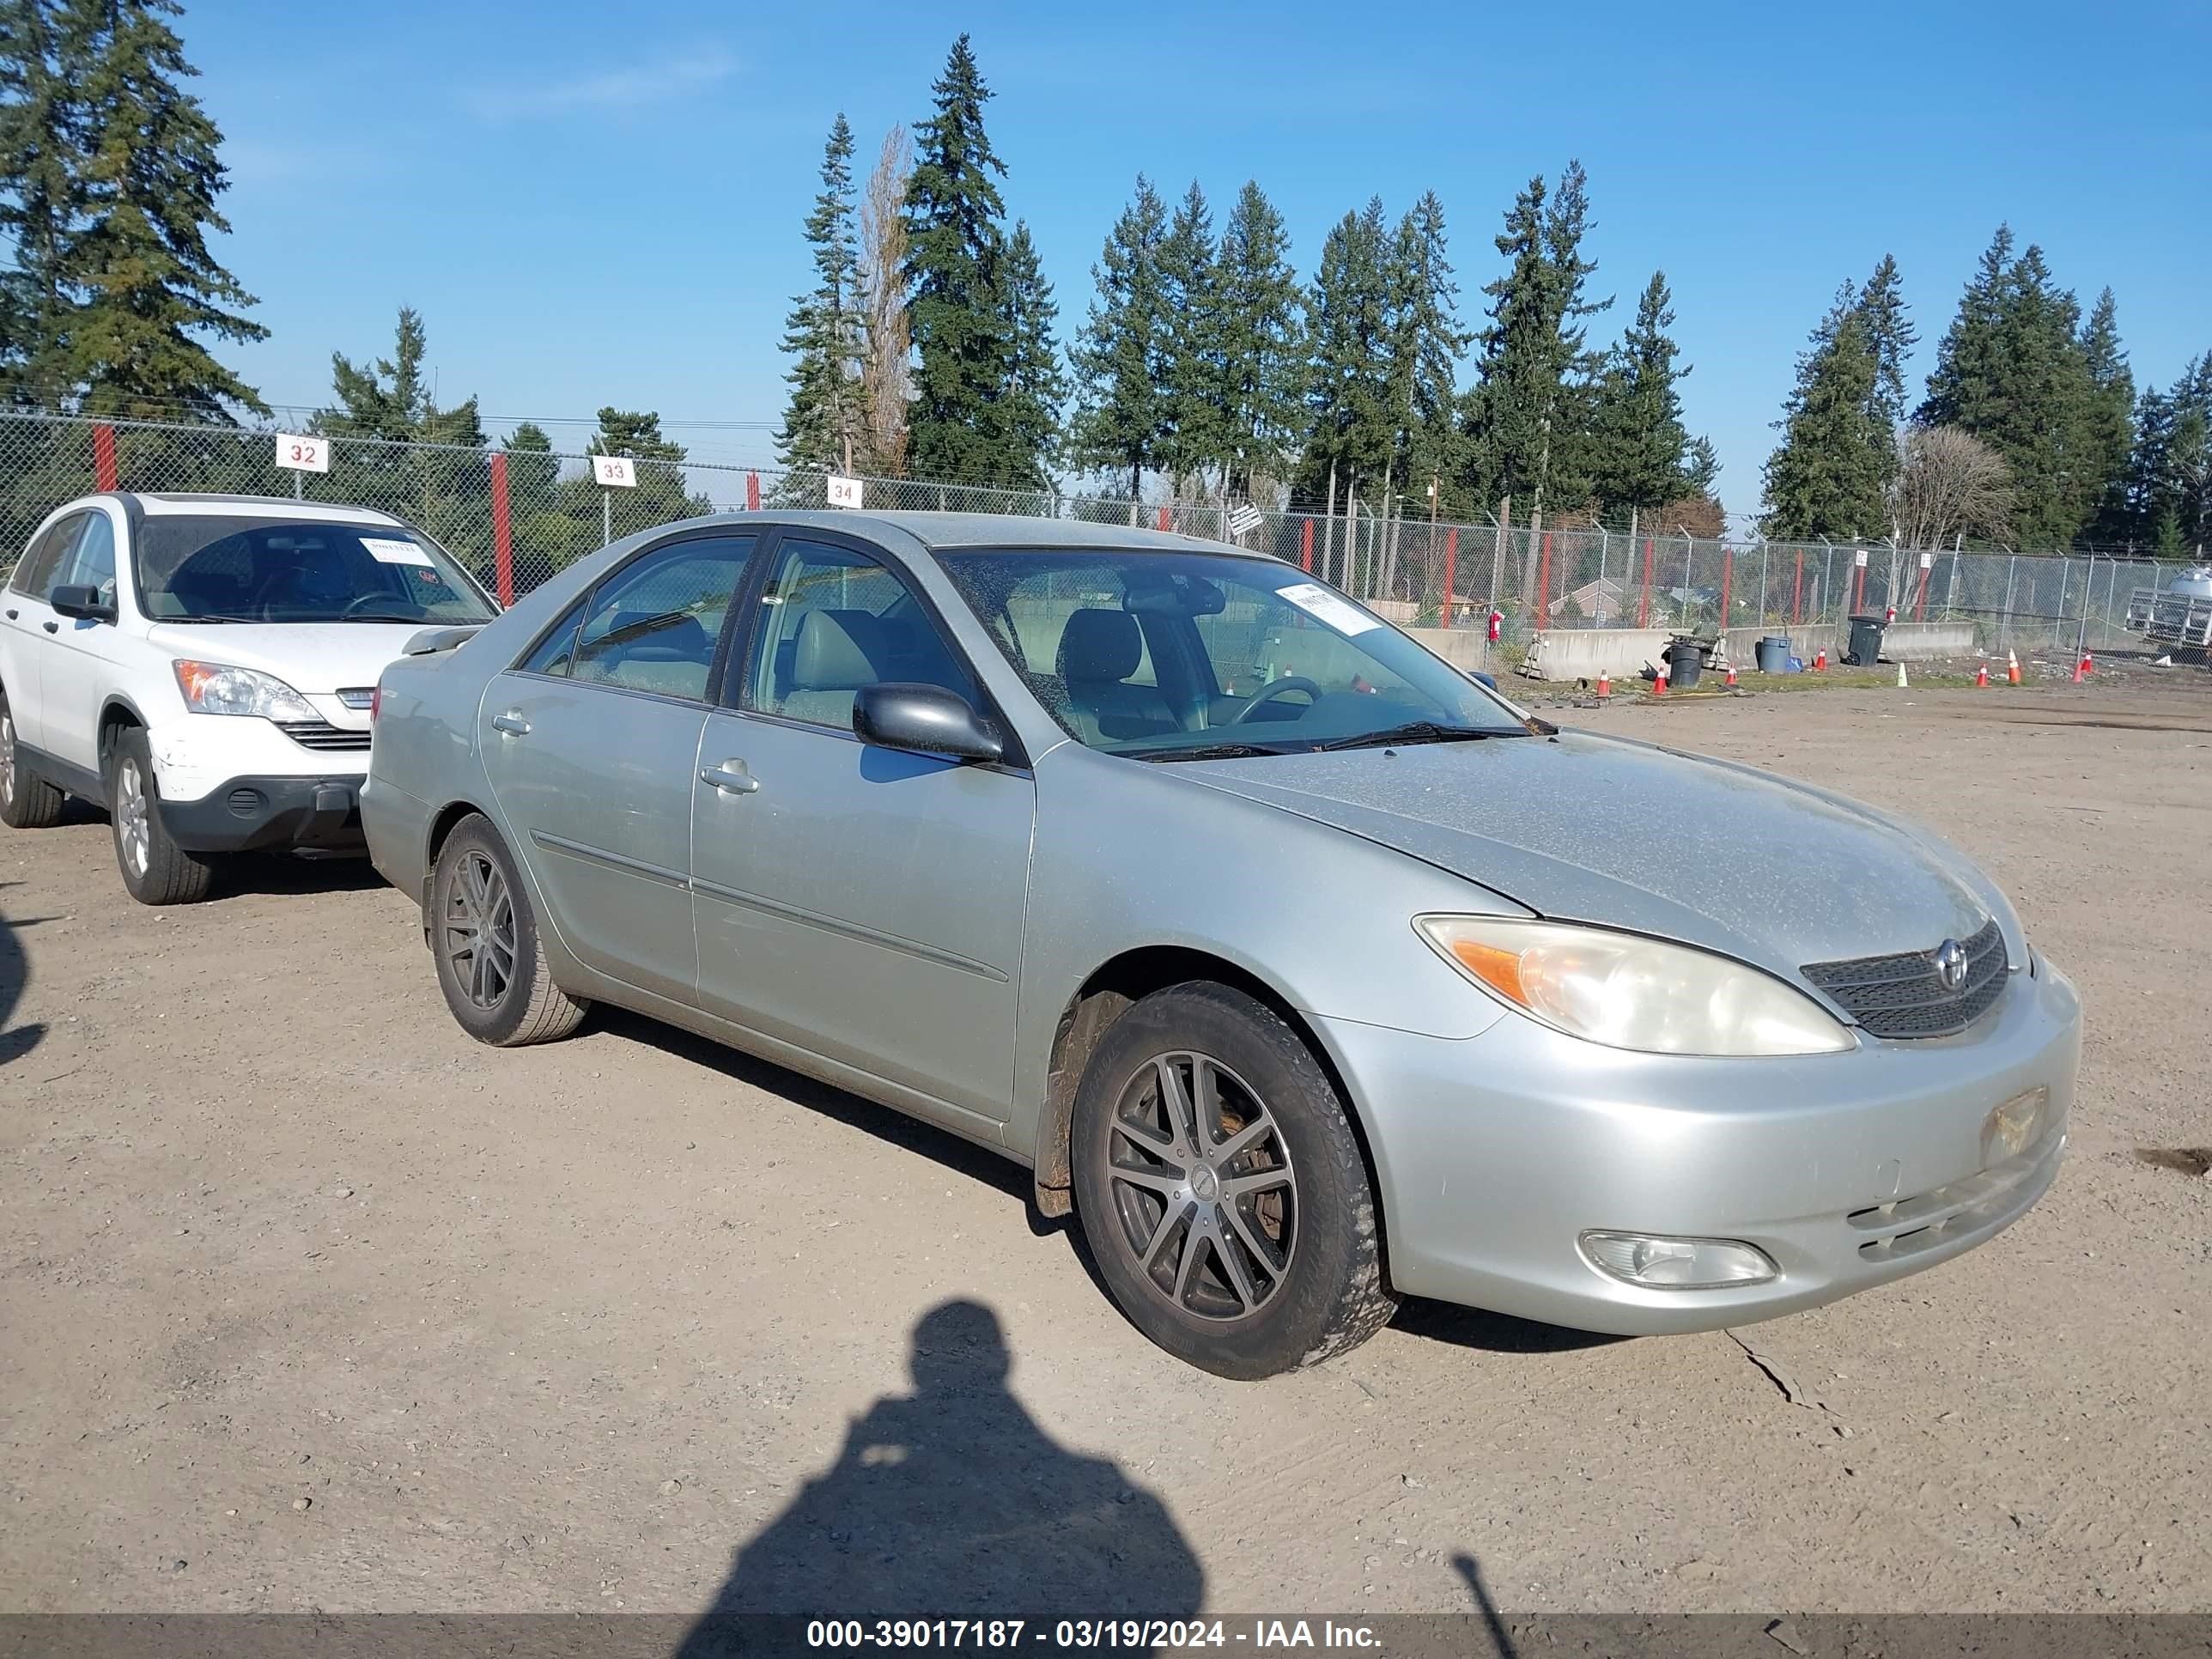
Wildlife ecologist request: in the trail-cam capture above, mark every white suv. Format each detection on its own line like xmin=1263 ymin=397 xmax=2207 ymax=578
xmin=0 ymin=492 xmax=498 ymax=903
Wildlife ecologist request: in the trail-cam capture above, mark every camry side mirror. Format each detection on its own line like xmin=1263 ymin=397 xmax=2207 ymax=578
xmin=51 ymin=584 xmax=116 ymax=623
xmin=853 ymin=682 xmax=1006 ymax=764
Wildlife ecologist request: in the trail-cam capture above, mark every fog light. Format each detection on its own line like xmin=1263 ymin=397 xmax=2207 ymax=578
xmin=1580 ymin=1231 xmax=1777 ymax=1290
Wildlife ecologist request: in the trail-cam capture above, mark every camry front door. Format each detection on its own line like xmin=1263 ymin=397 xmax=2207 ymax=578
xmin=690 ymin=535 xmax=1034 ymax=1133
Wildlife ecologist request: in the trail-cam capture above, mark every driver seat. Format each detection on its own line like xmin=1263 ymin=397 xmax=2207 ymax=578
xmin=1056 ymin=609 xmax=1179 ymax=743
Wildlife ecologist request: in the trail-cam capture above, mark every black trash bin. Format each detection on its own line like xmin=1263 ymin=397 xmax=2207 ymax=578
xmin=1664 ymin=636 xmax=1704 ymax=689
xmin=1844 ymin=614 xmax=1887 ymax=666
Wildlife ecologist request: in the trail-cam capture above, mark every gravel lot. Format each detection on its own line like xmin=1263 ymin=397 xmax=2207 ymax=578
xmin=3 ymin=678 xmax=2208 ymax=1618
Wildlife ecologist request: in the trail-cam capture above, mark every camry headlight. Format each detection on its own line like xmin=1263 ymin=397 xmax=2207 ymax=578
xmin=1414 ymin=915 xmax=1855 ymax=1056
xmin=173 ymin=659 xmax=319 ymax=722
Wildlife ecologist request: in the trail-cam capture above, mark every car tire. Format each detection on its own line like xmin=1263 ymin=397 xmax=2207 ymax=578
xmin=106 ymin=728 xmax=214 ymax=905
xmin=429 ymin=813 xmax=587 ymax=1047
xmin=0 ymin=696 xmax=66 ymax=830
xmin=1071 ymin=982 xmax=1396 ymax=1379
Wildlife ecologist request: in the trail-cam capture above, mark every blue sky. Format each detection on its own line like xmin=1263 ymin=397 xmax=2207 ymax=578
xmin=191 ymin=0 xmax=2209 ymax=518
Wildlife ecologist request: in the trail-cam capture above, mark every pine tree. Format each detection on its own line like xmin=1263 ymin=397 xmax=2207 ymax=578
xmin=1213 ymin=180 xmax=1304 ymax=499
xmin=2124 ymin=356 xmax=2211 ymax=554
xmin=1384 ymin=190 xmax=1468 ymax=511
xmin=1300 ymin=198 xmax=1392 ymax=503
xmin=1921 ymin=228 xmax=2105 ymax=546
xmin=777 ymin=113 xmax=866 ymax=475
xmin=60 ymin=0 xmax=264 ymax=419
xmin=1589 ymin=270 xmax=1705 ymax=519
xmin=902 ymin=35 xmax=1012 ymax=485
xmin=1066 ymin=173 xmax=1169 ymax=502
xmin=995 ymin=220 xmax=1062 ymax=490
xmin=2078 ymin=288 xmax=2136 ymax=544
xmin=1760 ymin=283 xmax=1887 ymax=540
xmin=321 ymin=306 xmax=434 ymax=441
xmin=1854 ymin=253 xmax=1916 ymax=436
xmin=1155 ymin=180 xmax=1223 ymax=489
xmin=1460 ymin=161 xmax=1608 ymax=526
xmin=0 ymin=0 xmax=88 ymax=399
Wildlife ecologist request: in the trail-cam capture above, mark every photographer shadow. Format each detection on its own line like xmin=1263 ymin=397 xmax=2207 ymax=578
xmin=678 ymin=1299 xmax=1203 ymax=1651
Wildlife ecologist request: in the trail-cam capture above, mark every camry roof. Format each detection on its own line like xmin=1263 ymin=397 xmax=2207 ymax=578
xmin=729 ymin=508 xmax=1278 ymax=557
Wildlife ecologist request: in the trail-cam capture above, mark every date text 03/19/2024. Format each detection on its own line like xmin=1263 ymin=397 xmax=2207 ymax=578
xmin=803 ymin=1620 xmax=1384 ymax=1649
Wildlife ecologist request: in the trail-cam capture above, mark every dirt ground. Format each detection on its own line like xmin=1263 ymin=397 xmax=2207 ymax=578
xmin=3 ymin=673 xmax=2209 ymax=1620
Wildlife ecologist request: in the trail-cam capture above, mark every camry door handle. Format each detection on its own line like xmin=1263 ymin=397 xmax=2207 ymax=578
xmin=4 ymin=608 xmax=16 ymax=619
xmin=700 ymin=762 xmax=759 ymax=795
xmin=491 ymin=711 xmax=531 ymax=737
xmin=42 ymin=620 xmax=58 ymax=633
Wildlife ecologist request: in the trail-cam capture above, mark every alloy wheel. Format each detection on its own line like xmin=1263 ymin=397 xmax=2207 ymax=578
xmin=1 ymin=711 xmax=15 ymax=805
xmin=115 ymin=757 xmax=151 ymax=877
xmin=441 ymin=850 xmax=517 ymax=1010
xmin=1105 ymin=1051 xmax=1298 ymax=1322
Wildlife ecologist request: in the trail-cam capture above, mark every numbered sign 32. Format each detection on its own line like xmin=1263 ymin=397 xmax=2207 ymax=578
xmin=274 ymin=432 xmax=329 ymax=474
xmin=825 ymin=474 xmax=864 ymax=509
xmin=592 ymin=455 xmax=639 ymax=489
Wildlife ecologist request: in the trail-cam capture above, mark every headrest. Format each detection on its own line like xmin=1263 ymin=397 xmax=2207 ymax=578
xmin=1058 ymin=607 xmax=1142 ymax=684
xmin=792 ymin=608 xmax=884 ymax=692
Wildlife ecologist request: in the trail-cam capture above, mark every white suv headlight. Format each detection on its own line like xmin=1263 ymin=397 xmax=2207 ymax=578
xmin=173 ymin=659 xmax=319 ymax=722
xmin=1415 ymin=915 xmax=1855 ymax=1056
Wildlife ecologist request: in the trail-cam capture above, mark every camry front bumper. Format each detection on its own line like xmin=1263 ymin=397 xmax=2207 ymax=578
xmin=1319 ymin=958 xmax=2081 ymax=1334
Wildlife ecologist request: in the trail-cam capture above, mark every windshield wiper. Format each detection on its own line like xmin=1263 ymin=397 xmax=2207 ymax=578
xmin=1311 ymin=720 xmax=1515 ymax=752
xmin=166 ymin=614 xmax=258 ymax=623
xmin=333 ymin=612 xmax=432 ymax=624
xmin=1136 ymin=740 xmax=1297 ymax=763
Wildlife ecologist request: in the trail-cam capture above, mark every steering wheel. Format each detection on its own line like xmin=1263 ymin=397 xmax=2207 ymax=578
xmin=1230 ymin=676 xmax=1324 ymax=725
xmin=342 ymin=592 xmax=414 ymax=618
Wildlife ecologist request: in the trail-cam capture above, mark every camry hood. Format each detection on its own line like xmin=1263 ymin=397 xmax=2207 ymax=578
xmin=1183 ymin=731 xmax=2012 ymax=985
xmin=146 ymin=623 xmax=438 ymax=694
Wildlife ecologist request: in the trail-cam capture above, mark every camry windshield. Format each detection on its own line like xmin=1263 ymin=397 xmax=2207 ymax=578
xmin=133 ymin=515 xmax=498 ymax=624
xmin=936 ymin=549 xmax=1530 ymax=758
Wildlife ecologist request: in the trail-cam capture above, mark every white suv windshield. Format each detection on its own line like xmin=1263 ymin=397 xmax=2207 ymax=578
xmin=134 ymin=515 xmax=498 ymax=624
xmin=936 ymin=548 xmax=1530 ymax=758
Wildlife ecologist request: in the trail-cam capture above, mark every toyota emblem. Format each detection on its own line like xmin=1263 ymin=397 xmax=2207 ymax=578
xmin=1933 ymin=939 xmax=1968 ymax=993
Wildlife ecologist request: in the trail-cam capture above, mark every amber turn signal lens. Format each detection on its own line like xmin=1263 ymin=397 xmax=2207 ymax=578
xmin=1449 ymin=937 xmax=1528 ymax=1006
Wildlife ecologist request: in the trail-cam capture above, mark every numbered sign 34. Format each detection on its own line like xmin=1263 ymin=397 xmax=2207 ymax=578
xmin=274 ymin=433 xmax=329 ymax=474
xmin=825 ymin=474 xmax=864 ymax=509
xmin=592 ymin=455 xmax=639 ymax=489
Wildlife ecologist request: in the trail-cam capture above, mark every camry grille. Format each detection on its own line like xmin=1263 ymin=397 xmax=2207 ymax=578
xmin=276 ymin=720 xmax=371 ymax=752
xmin=1801 ymin=917 xmax=2007 ymax=1039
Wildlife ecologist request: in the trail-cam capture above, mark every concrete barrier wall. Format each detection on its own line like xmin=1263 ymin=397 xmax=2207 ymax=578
xmin=1497 ymin=620 xmax=1980 ymax=682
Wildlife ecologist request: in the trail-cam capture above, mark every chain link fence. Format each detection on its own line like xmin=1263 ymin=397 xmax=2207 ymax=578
xmin=0 ymin=409 xmax=2189 ymax=655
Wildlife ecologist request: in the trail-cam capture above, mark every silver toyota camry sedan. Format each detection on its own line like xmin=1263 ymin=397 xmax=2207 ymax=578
xmin=364 ymin=513 xmax=2079 ymax=1379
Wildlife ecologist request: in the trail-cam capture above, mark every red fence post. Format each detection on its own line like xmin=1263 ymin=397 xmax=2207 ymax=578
xmin=1718 ymin=547 xmax=1733 ymax=632
xmin=1851 ymin=558 xmax=1865 ymax=615
xmin=1791 ymin=550 xmax=1803 ymax=625
xmin=1535 ymin=532 xmax=1553 ymax=629
xmin=1638 ymin=537 xmax=1655 ymax=629
xmin=1441 ymin=526 xmax=1458 ymax=627
xmin=92 ymin=423 xmax=118 ymax=491
xmin=1157 ymin=506 xmax=1170 ymax=532
xmin=746 ymin=471 xmax=761 ymax=511
xmin=488 ymin=452 xmax=514 ymax=607
xmin=1299 ymin=517 xmax=1314 ymax=574
xmin=1914 ymin=560 xmax=1930 ymax=621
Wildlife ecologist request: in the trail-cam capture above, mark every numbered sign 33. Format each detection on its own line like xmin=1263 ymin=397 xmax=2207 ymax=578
xmin=274 ymin=432 xmax=329 ymax=474
xmin=592 ymin=455 xmax=639 ymax=489
xmin=825 ymin=474 xmax=864 ymax=509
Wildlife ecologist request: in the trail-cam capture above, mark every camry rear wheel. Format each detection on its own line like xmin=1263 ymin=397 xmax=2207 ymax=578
xmin=430 ymin=813 xmax=586 ymax=1046
xmin=1071 ymin=982 xmax=1395 ymax=1378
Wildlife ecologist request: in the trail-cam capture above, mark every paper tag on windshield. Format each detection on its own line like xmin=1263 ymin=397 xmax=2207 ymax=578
xmin=362 ymin=537 xmax=432 ymax=567
xmin=1277 ymin=581 xmax=1379 ymax=635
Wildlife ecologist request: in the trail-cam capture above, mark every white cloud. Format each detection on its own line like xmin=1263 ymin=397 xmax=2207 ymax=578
xmin=464 ymin=46 xmax=738 ymax=121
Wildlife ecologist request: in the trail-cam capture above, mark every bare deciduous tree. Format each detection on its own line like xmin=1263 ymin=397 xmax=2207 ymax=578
xmin=857 ymin=125 xmax=913 ymax=478
xmin=1887 ymin=424 xmax=2014 ymax=549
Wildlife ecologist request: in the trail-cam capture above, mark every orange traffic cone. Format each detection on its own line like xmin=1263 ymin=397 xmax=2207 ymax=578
xmin=2006 ymin=649 xmax=2021 ymax=685
xmin=1596 ymin=669 xmax=1612 ymax=702
xmin=1814 ymin=647 xmax=1826 ymax=672
xmin=1653 ymin=665 xmax=1668 ymax=697
xmin=1725 ymin=660 xmax=1739 ymax=688
xmin=2074 ymin=651 xmax=2093 ymax=683
xmin=1976 ymin=659 xmax=1989 ymax=688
